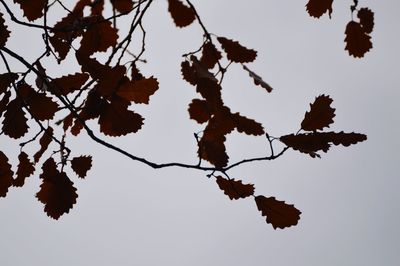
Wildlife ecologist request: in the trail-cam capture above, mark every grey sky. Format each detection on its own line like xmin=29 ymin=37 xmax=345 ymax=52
xmin=0 ymin=1 xmax=399 ymax=265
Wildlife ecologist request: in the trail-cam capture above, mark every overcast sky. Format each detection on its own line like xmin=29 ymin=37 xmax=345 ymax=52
xmin=1 ymin=1 xmax=399 ymax=265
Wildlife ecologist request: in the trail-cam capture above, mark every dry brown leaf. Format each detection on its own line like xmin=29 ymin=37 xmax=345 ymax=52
xmin=216 ymin=176 xmax=254 ymax=200
xmin=301 ymin=95 xmax=335 ymax=131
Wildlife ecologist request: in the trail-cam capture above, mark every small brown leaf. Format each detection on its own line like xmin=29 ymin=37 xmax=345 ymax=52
xmin=301 ymin=95 xmax=335 ymax=131
xmin=0 ymin=12 xmax=10 ymax=47
xmin=33 ymin=127 xmax=54 ymax=163
xmin=344 ymin=21 xmax=372 ymax=58
xmin=305 ymin=0 xmax=333 ymax=18
xmin=255 ymin=196 xmax=301 ymax=229
xmin=242 ymin=65 xmax=273 ymax=92
xmin=13 ymin=0 xmax=46 ymax=21
xmin=0 ymin=151 xmax=14 ymax=197
xmin=2 ymin=98 xmax=29 ymax=139
xmin=198 ymin=136 xmax=229 ymax=168
xmin=168 ymin=0 xmax=195 ymax=27
xmin=232 ymin=112 xmax=264 ymax=136
xmin=200 ymin=42 xmax=222 ymax=69
xmin=181 ymin=60 xmax=197 ymax=86
xmin=188 ymin=99 xmax=212 ymax=124
xmin=36 ymin=158 xmax=78 ymax=220
xmin=71 ymin=156 xmax=92 ymax=179
xmin=217 ymin=37 xmax=257 ymax=63
xmin=216 ymin=176 xmax=254 ymax=200
xmin=117 ymin=77 xmax=159 ymax=104
xmin=13 ymin=152 xmax=35 ymax=187
xmin=358 ymin=8 xmax=374 ymax=34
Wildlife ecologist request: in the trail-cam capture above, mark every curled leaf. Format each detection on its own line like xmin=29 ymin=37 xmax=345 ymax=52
xmin=216 ymin=176 xmax=254 ymax=200
xmin=217 ymin=37 xmax=257 ymax=63
xmin=33 ymin=127 xmax=54 ymax=163
xmin=255 ymin=195 xmax=301 ymax=229
xmin=242 ymin=65 xmax=273 ymax=92
xmin=301 ymin=95 xmax=335 ymax=131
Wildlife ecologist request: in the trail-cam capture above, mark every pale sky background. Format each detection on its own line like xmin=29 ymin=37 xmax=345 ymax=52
xmin=0 ymin=1 xmax=399 ymax=265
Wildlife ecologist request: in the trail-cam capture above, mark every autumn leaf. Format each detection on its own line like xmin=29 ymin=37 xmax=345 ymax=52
xmin=33 ymin=127 xmax=54 ymax=163
xmin=255 ymin=196 xmax=301 ymax=229
xmin=181 ymin=60 xmax=197 ymax=85
xmin=301 ymin=95 xmax=335 ymax=131
xmin=0 ymin=73 xmax=18 ymax=94
xmin=117 ymin=76 xmax=159 ymax=104
xmin=200 ymin=42 xmax=222 ymax=69
xmin=0 ymin=91 xmax=11 ymax=116
xmin=188 ymin=99 xmax=212 ymax=124
xmin=111 ymin=0 xmax=134 ymax=13
xmin=196 ymin=78 xmax=223 ymax=107
xmin=71 ymin=156 xmax=92 ymax=179
xmin=13 ymin=0 xmax=46 ymax=21
xmin=358 ymin=8 xmax=374 ymax=34
xmin=98 ymin=98 xmax=143 ymax=136
xmin=217 ymin=37 xmax=257 ymax=63
xmin=79 ymin=19 xmax=118 ymax=56
xmin=344 ymin=21 xmax=372 ymax=58
xmin=0 ymin=151 xmax=14 ymax=197
xmin=232 ymin=113 xmax=264 ymax=136
xmin=242 ymin=65 xmax=273 ymax=93
xmin=49 ymin=73 xmax=89 ymax=95
xmin=280 ymin=132 xmax=367 ymax=157
xmin=198 ymin=135 xmax=229 ymax=168
xmin=168 ymin=0 xmax=196 ymax=27
xmin=2 ymin=98 xmax=29 ymax=139
xmin=36 ymin=158 xmax=78 ymax=220
xmin=13 ymin=152 xmax=35 ymax=187
xmin=0 ymin=12 xmax=10 ymax=47
xmin=216 ymin=176 xmax=254 ymax=200
xmin=305 ymin=0 xmax=333 ymax=19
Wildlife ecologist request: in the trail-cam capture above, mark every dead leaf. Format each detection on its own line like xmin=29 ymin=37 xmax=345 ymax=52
xmin=200 ymin=42 xmax=222 ymax=69
xmin=0 ymin=12 xmax=10 ymax=47
xmin=216 ymin=176 xmax=254 ymax=200
xmin=13 ymin=152 xmax=35 ymax=187
xmin=188 ymin=99 xmax=212 ymax=124
xmin=0 ymin=151 xmax=14 ymax=197
xmin=2 ymin=98 xmax=29 ymax=139
xmin=168 ymin=0 xmax=196 ymax=27
xmin=301 ymin=95 xmax=335 ymax=131
xmin=217 ymin=37 xmax=257 ymax=63
xmin=13 ymin=0 xmax=46 ymax=21
xmin=255 ymin=195 xmax=301 ymax=229
xmin=33 ymin=127 xmax=54 ymax=163
xmin=305 ymin=0 xmax=333 ymax=18
xmin=71 ymin=156 xmax=92 ymax=178
xmin=344 ymin=21 xmax=372 ymax=58
xmin=358 ymin=8 xmax=374 ymax=34
xmin=117 ymin=77 xmax=159 ymax=104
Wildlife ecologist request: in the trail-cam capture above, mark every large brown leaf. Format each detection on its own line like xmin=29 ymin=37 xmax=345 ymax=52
xmin=216 ymin=176 xmax=254 ymax=200
xmin=301 ymin=95 xmax=335 ymax=131
xmin=255 ymin=196 xmax=301 ymax=229
xmin=217 ymin=37 xmax=257 ymax=63
xmin=36 ymin=158 xmax=78 ymax=220
xmin=305 ymin=0 xmax=333 ymax=18
xmin=0 ymin=151 xmax=14 ymax=197
xmin=344 ymin=21 xmax=372 ymax=58
xmin=168 ymin=0 xmax=195 ymax=27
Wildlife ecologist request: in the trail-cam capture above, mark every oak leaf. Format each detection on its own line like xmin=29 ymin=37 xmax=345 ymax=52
xmin=13 ymin=152 xmax=35 ymax=187
xmin=301 ymin=95 xmax=335 ymax=131
xmin=2 ymin=98 xmax=29 ymax=139
xmin=358 ymin=8 xmax=374 ymax=34
xmin=71 ymin=156 xmax=92 ymax=179
xmin=49 ymin=73 xmax=89 ymax=95
xmin=188 ymin=99 xmax=212 ymax=124
xmin=217 ymin=37 xmax=257 ymax=63
xmin=216 ymin=176 xmax=254 ymax=200
xmin=0 ymin=151 xmax=14 ymax=197
xmin=111 ymin=0 xmax=134 ymax=13
xmin=117 ymin=77 xmax=159 ymax=104
xmin=181 ymin=60 xmax=197 ymax=85
xmin=200 ymin=42 xmax=222 ymax=69
xmin=36 ymin=158 xmax=78 ymax=220
xmin=255 ymin=196 xmax=301 ymax=229
xmin=168 ymin=0 xmax=196 ymax=27
xmin=0 ymin=12 xmax=10 ymax=47
xmin=20 ymin=84 xmax=59 ymax=121
xmin=0 ymin=73 xmax=18 ymax=94
xmin=13 ymin=0 xmax=46 ymax=21
xmin=33 ymin=127 xmax=54 ymax=163
xmin=79 ymin=19 xmax=118 ymax=56
xmin=232 ymin=112 xmax=264 ymax=136
xmin=305 ymin=0 xmax=333 ymax=18
xmin=344 ymin=21 xmax=372 ymax=58
xmin=242 ymin=65 xmax=273 ymax=93
xmin=198 ymin=135 xmax=229 ymax=168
